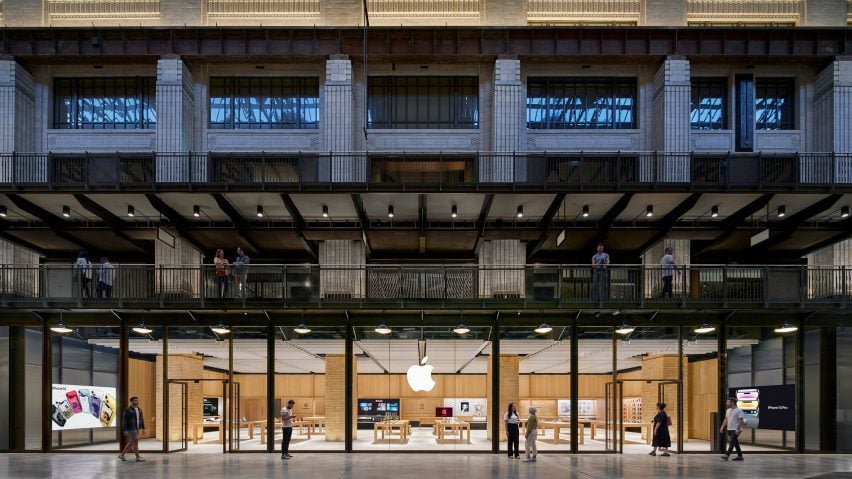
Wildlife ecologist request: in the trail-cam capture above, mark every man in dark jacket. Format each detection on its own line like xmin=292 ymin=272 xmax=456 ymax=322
xmin=119 ymin=396 xmax=145 ymax=462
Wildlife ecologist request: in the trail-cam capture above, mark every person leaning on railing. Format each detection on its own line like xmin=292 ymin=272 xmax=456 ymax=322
xmin=214 ymin=249 xmax=229 ymax=298
xmin=591 ymin=243 xmax=610 ymax=301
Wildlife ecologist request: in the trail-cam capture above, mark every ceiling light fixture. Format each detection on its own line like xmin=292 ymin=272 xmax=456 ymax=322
xmin=0 ymin=206 xmax=7 ymax=217
xmin=375 ymin=323 xmax=392 ymax=335
xmin=193 ymin=205 xmax=201 ymax=217
xmin=62 ymin=205 xmax=71 ymax=218
xmin=387 ymin=205 xmax=394 ymax=219
xmin=694 ymin=323 xmax=716 ymax=334
xmin=516 ymin=205 xmax=524 ymax=218
xmin=127 ymin=205 xmax=135 ymax=217
xmin=294 ymin=323 xmax=312 ymax=335
xmin=453 ymin=324 xmax=470 ymax=335
xmin=711 ymin=205 xmax=719 ymax=218
xmin=256 ymin=205 xmax=264 ymax=217
xmin=534 ymin=323 xmax=553 ymax=334
xmin=615 ymin=323 xmax=635 ymax=335
xmin=211 ymin=322 xmax=230 ymax=335
xmin=582 ymin=205 xmax=589 ymax=217
xmin=132 ymin=322 xmax=153 ymax=335
xmin=322 ymin=205 xmax=329 ymax=218
xmin=774 ymin=321 xmax=798 ymax=334
xmin=451 ymin=205 xmax=458 ymax=218
xmin=50 ymin=322 xmax=73 ymax=334
xmin=645 ymin=205 xmax=653 ymax=217
xmin=777 ymin=205 xmax=786 ymax=218
xmin=842 ymin=206 xmax=849 ymax=218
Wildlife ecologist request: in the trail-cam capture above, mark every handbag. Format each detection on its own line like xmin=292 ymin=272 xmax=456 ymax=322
xmin=666 ymin=415 xmax=672 ymax=427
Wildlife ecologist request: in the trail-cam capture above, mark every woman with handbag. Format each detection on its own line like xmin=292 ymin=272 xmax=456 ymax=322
xmin=650 ymin=402 xmax=672 ymax=456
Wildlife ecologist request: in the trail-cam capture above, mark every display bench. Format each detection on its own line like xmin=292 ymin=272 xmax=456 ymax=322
xmin=373 ymin=420 xmax=411 ymax=444
xmin=433 ymin=419 xmax=471 ymax=444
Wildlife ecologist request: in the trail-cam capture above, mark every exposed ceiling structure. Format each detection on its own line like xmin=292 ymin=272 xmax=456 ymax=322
xmin=3 ymin=191 xmax=852 ymax=263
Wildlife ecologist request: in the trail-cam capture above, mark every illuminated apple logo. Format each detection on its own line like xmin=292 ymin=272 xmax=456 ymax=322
xmin=407 ymin=358 xmax=436 ymax=392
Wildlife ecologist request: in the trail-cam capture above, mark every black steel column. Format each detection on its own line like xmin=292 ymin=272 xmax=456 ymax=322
xmin=9 ymin=327 xmax=25 ymax=449
xmin=717 ymin=321 xmax=727 ymax=453
xmin=795 ymin=319 xmax=805 ymax=453
xmin=344 ymin=321 xmax=353 ymax=453
xmin=41 ymin=323 xmax=51 ymax=452
xmin=228 ymin=330 xmax=234 ymax=454
xmin=491 ymin=316 xmax=500 ymax=454
xmin=820 ymin=327 xmax=837 ymax=451
xmin=267 ymin=323 xmax=275 ymax=452
xmin=162 ymin=326 xmax=169 ymax=454
xmin=677 ymin=325 xmax=684 ymax=453
xmin=570 ymin=323 xmax=579 ymax=453
xmin=118 ymin=320 xmax=129 ymax=452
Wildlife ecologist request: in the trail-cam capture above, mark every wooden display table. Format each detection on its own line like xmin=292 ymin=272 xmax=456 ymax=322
xmin=247 ymin=420 xmax=267 ymax=441
xmin=435 ymin=420 xmax=471 ymax=444
xmin=589 ymin=420 xmax=653 ymax=444
xmin=538 ymin=421 xmax=584 ymax=445
xmin=373 ymin=420 xmax=411 ymax=443
xmin=299 ymin=416 xmax=326 ymax=438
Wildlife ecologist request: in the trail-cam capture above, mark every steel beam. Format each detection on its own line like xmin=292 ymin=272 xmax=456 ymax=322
xmin=527 ymin=192 xmax=567 ymax=260
xmin=144 ymin=194 xmax=207 ymax=253
xmin=694 ymin=193 xmax=774 ymax=257
xmin=211 ymin=193 xmax=265 ymax=256
xmin=73 ymin=194 xmax=153 ymax=257
xmin=635 ymin=193 xmax=702 ymax=254
xmin=280 ymin=194 xmax=318 ymax=261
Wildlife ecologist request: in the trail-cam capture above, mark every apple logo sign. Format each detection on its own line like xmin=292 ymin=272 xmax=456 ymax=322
xmin=407 ymin=358 xmax=436 ymax=392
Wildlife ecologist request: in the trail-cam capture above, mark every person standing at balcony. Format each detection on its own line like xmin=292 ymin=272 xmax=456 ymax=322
xmin=233 ymin=247 xmax=250 ymax=299
xmin=97 ymin=257 xmax=114 ymax=298
xmin=522 ymin=406 xmax=538 ymax=462
xmin=74 ymin=250 xmax=92 ymax=298
xmin=660 ymin=247 xmax=675 ymax=299
xmin=592 ymin=243 xmax=610 ymax=301
xmin=214 ymin=249 xmax=229 ymax=298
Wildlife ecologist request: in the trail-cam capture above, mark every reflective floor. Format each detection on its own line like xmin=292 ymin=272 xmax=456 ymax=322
xmin=2 ymin=453 xmax=851 ymax=479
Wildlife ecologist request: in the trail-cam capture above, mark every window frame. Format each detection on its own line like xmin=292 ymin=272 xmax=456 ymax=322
xmin=755 ymin=77 xmax=796 ymax=131
xmin=526 ymin=77 xmax=638 ymax=130
xmin=367 ymin=76 xmax=480 ymax=130
xmin=208 ymin=76 xmax=320 ymax=130
xmin=53 ymin=77 xmax=157 ymax=130
xmin=690 ymin=77 xmax=728 ymax=130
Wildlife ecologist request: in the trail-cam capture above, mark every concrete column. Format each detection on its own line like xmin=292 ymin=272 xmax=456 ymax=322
xmin=641 ymin=0 xmax=686 ymax=26
xmin=484 ymin=58 xmax=525 ymax=183
xmin=481 ymin=0 xmax=527 ymax=26
xmin=156 ymin=354 xmax=203 ymax=442
xmin=319 ymin=240 xmax=366 ymax=299
xmin=322 ymin=56 xmax=363 ymax=182
xmin=156 ymin=57 xmax=197 ymax=182
xmin=0 ymin=60 xmax=36 ymax=153
xmin=640 ymin=354 xmax=688 ymax=443
xmin=651 ymin=57 xmax=690 ymax=182
xmin=325 ymin=354 xmax=356 ymax=441
xmin=802 ymin=0 xmax=848 ymax=26
xmin=814 ymin=60 xmax=852 ymax=183
xmin=487 ymin=355 xmax=519 ymax=441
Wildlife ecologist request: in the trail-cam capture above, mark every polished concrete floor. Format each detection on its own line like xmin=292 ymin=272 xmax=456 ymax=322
xmin=2 ymin=453 xmax=850 ymax=479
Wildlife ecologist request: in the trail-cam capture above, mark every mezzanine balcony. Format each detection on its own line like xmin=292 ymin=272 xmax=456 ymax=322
xmin=0 ymin=151 xmax=849 ymax=193
xmin=0 ymin=263 xmax=848 ymax=310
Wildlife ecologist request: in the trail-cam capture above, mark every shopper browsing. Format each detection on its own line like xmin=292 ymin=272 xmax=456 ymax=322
xmin=504 ymin=402 xmax=520 ymax=459
xmin=522 ymin=406 xmax=538 ymax=462
xmin=281 ymin=399 xmax=295 ymax=460
xmin=720 ymin=397 xmax=745 ymax=461
xmin=118 ymin=396 xmax=145 ymax=462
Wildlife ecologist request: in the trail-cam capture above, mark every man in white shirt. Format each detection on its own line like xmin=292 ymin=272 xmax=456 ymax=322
xmin=720 ymin=397 xmax=744 ymax=461
xmin=280 ymin=399 xmax=295 ymax=460
xmin=660 ymin=247 xmax=674 ymax=299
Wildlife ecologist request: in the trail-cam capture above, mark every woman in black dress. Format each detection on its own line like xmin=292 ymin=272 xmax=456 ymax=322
xmin=650 ymin=402 xmax=671 ymax=456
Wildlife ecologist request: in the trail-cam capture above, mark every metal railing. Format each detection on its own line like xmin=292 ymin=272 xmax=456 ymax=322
xmin=687 ymin=0 xmax=801 ymax=23
xmin=0 ymin=151 xmax=850 ymax=191
xmin=527 ymin=0 xmax=640 ymax=23
xmin=367 ymin=0 xmax=480 ymax=17
xmin=0 ymin=264 xmax=847 ymax=307
xmin=207 ymin=0 xmax=320 ymax=18
xmin=47 ymin=0 xmax=161 ymax=19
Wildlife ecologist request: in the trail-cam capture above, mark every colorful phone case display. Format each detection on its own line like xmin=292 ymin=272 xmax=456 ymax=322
xmin=51 ymin=384 xmax=118 ymax=430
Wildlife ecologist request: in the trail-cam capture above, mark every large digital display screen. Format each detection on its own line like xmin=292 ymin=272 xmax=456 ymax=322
xmin=728 ymin=385 xmax=795 ymax=431
xmin=357 ymin=398 xmax=400 ymax=415
xmin=51 ymin=384 xmax=117 ymax=430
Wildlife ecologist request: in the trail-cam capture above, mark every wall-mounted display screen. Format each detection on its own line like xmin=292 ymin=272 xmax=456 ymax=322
xmin=203 ymin=397 xmax=220 ymax=417
xmin=51 ymin=384 xmax=117 ymax=430
xmin=357 ymin=398 xmax=400 ymax=415
xmin=728 ymin=385 xmax=795 ymax=431
xmin=436 ymin=407 xmax=453 ymax=418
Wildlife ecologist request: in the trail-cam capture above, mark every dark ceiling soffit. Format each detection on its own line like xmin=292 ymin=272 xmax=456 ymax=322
xmin=350 ymin=193 xmax=373 ymax=258
xmin=527 ymin=192 xmax=567 ymax=260
xmin=73 ymin=194 xmax=153 ymax=257
xmin=5 ymin=193 xmax=96 ymax=252
xmin=584 ymin=192 xmax=634 ymax=252
xmin=749 ymin=194 xmax=844 ymax=253
xmin=144 ymin=193 xmax=207 ymax=253
xmin=1 ymin=27 xmax=848 ymax=59
xmin=210 ymin=193 xmax=265 ymax=255
xmin=693 ymin=193 xmax=774 ymax=256
xmin=280 ymin=193 xmax=318 ymax=260
xmin=635 ymin=193 xmax=702 ymax=253
xmin=474 ymin=193 xmax=495 ymax=256
xmin=800 ymin=218 xmax=852 ymax=256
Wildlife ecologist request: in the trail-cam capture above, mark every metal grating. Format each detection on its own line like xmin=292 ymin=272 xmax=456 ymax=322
xmin=687 ymin=0 xmax=801 ymax=23
xmin=207 ymin=0 xmax=320 ymax=18
xmin=527 ymin=0 xmax=640 ymax=23
xmin=367 ymin=0 xmax=480 ymax=18
xmin=48 ymin=0 xmax=160 ymax=19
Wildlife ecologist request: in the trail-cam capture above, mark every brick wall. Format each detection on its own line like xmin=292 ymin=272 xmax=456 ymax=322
xmin=639 ymin=354 xmax=688 ymax=442
xmin=324 ymin=354 xmax=357 ymax=441
xmin=487 ymin=354 xmax=519 ymax=441
xmin=155 ymin=354 xmax=204 ymax=442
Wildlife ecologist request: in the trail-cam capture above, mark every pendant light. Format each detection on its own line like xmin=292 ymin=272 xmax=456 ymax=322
xmin=774 ymin=321 xmax=798 ymax=334
xmin=694 ymin=323 xmax=716 ymax=334
xmin=375 ymin=323 xmax=392 ymax=335
xmin=534 ymin=323 xmax=553 ymax=334
xmin=294 ymin=323 xmax=312 ymax=335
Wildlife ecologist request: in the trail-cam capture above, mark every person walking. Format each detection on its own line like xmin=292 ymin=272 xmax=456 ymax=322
xmin=233 ymin=247 xmax=250 ymax=299
xmin=649 ymin=402 xmax=671 ymax=456
xmin=118 ymin=396 xmax=145 ymax=462
xmin=98 ymin=257 xmax=114 ymax=298
xmin=720 ymin=397 xmax=745 ymax=461
xmin=280 ymin=399 xmax=295 ymax=460
xmin=522 ymin=406 xmax=538 ymax=462
xmin=74 ymin=250 xmax=92 ymax=298
xmin=214 ymin=249 xmax=229 ymax=298
xmin=660 ymin=247 xmax=675 ymax=299
xmin=504 ymin=402 xmax=520 ymax=459
xmin=592 ymin=243 xmax=610 ymax=301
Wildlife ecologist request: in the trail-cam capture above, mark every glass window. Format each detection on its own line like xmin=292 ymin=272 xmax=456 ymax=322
xmin=691 ymin=78 xmax=727 ymax=130
xmin=755 ymin=78 xmax=795 ymax=130
xmin=208 ymin=77 xmax=319 ymax=130
xmin=53 ymin=78 xmax=157 ymax=129
xmin=527 ymin=78 xmax=637 ymax=130
xmin=367 ymin=76 xmax=479 ymax=129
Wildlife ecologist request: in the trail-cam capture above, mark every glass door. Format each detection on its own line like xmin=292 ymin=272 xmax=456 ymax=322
xmin=228 ymin=381 xmax=241 ymax=452
xmin=603 ymin=380 xmax=622 ymax=452
xmin=167 ymin=381 xmax=188 ymax=453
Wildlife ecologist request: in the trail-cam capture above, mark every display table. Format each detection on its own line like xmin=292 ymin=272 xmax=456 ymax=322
xmin=299 ymin=416 xmax=326 ymax=438
xmin=373 ymin=420 xmax=411 ymax=443
xmin=589 ymin=420 xmax=653 ymax=444
xmin=539 ymin=421 xmax=584 ymax=445
xmin=248 ymin=420 xmax=267 ymax=442
xmin=435 ymin=420 xmax=471 ymax=444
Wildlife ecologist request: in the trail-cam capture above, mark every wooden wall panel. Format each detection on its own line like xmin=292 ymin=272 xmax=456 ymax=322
xmin=233 ymin=374 xmax=266 ymax=397
xmin=128 ymin=358 xmax=156 ymax=439
xmin=526 ymin=375 xmax=569 ymax=398
xmin=400 ymin=398 xmax=445 ymax=420
xmin=202 ymin=370 xmax=227 ymax=396
xmin=688 ymin=358 xmax=718 ymax=440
